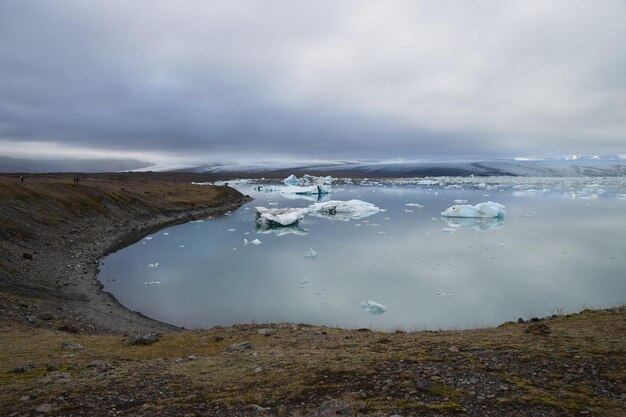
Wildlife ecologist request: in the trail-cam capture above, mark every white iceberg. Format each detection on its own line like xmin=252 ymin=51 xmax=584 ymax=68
xmin=308 ymin=199 xmax=382 ymax=221
xmin=244 ymin=238 xmax=262 ymax=246
xmin=305 ymin=248 xmax=318 ymax=259
xmin=441 ymin=201 xmax=506 ymax=218
xmin=358 ymin=300 xmax=386 ymax=315
xmin=283 ymin=174 xmax=300 ymax=186
xmin=406 ymin=203 xmax=424 ymax=208
xmin=436 ymin=289 xmax=452 ymax=297
xmin=147 ymin=262 xmax=159 ymax=268
xmin=255 ymin=207 xmax=308 ymax=227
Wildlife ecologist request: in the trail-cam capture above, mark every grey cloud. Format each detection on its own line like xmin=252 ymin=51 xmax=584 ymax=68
xmin=0 ymin=0 xmax=625 ymax=162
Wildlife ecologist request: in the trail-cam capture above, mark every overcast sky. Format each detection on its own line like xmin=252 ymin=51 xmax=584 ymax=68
xmin=1 ymin=0 xmax=625 ymax=165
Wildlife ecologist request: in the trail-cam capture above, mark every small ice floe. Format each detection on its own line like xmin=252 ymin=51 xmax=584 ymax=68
xmin=147 ymin=263 xmax=159 ymax=268
xmin=256 ymin=207 xmax=308 ymax=227
xmin=418 ymin=179 xmax=438 ymax=186
xmin=377 ymin=231 xmax=386 ymax=235
xmin=144 ymin=281 xmax=161 ymax=285
xmin=305 ymin=248 xmax=318 ymax=259
xmin=454 ymin=199 xmax=468 ymax=204
xmin=244 ymin=238 xmax=262 ymax=246
xmin=441 ymin=228 xmax=457 ymax=233
xmin=436 ymin=289 xmax=452 ymax=297
xmin=358 ymin=300 xmax=386 ymax=315
xmin=145 ymin=236 xmax=153 ymax=240
xmin=163 ymin=232 xmax=169 ymax=236
xmin=441 ymin=201 xmax=506 ymax=218
xmin=227 ymin=228 xmax=236 ymax=232
xmin=405 ymin=203 xmax=424 ymax=208
xmin=308 ymin=199 xmax=382 ymax=221
xmin=178 ymin=245 xmax=185 ymax=248
xmin=268 ymin=202 xmax=278 ymax=205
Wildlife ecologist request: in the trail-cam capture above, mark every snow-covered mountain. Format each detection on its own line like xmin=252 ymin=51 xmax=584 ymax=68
xmin=183 ymin=156 xmax=626 ymax=177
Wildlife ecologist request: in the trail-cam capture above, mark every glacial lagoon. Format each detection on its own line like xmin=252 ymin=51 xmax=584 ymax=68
xmin=99 ymin=177 xmax=626 ymax=330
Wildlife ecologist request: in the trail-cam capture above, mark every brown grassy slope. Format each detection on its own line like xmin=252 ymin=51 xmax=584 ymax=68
xmin=0 ymin=174 xmax=250 ymax=334
xmin=0 ymin=307 xmax=624 ymax=416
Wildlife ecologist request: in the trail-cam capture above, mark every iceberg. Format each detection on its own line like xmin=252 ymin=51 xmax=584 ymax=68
xmin=358 ymin=300 xmax=386 ymax=315
xmin=255 ymin=207 xmax=308 ymax=227
xmin=283 ymin=174 xmax=300 ymax=186
xmin=304 ymin=248 xmax=318 ymax=259
xmin=244 ymin=238 xmax=262 ymax=246
xmin=441 ymin=201 xmax=506 ymax=218
xmin=308 ymin=199 xmax=382 ymax=221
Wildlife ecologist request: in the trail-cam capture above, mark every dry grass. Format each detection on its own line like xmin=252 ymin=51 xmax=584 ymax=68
xmin=1 ymin=308 xmax=624 ymax=415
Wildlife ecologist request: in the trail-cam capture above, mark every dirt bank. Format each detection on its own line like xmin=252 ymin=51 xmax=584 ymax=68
xmin=0 ymin=173 xmax=251 ymax=334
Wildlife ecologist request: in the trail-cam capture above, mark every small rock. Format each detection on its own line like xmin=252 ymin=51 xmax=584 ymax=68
xmin=517 ymin=317 xmax=524 ymax=324
xmin=58 ymin=325 xmax=79 ymax=334
xmin=40 ymin=313 xmax=55 ymax=321
xmin=46 ymin=365 xmax=57 ymax=372
xmin=22 ymin=252 xmax=33 ymax=260
xmin=124 ymin=333 xmax=159 ymax=346
xmin=226 ymin=341 xmax=252 ymax=352
xmin=20 ymin=395 xmax=33 ymax=402
xmin=214 ymin=335 xmax=224 ymax=342
xmin=61 ymin=341 xmax=83 ymax=350
xmin=188 ymin=355 xmax=199 ymax=361
xmin=14 ymin=367 xmax=25 ymax=374
xmin=530 ymin=317 xmax=540 ymax=322
xmin=35 ymin=403 xmax=53 ymax=413
xmin=257 ymin=328 xmax=272 ymax=336
xmin=415 ymin=378 xmax=433 ymax=392
xmin=244 ymin=404 xmax=270 ymax=412
xmin=448 ymin=345 xmax=459 ymax=353
xmin=525 ymin=323 xmax=551 ymax=336
xmin=254 ymin=366 xmax=263 ymax=373
xmin=86 ymin=360 xmax=108 ymax=370
xmin=307 ymin=399 xmax=354 ymax=417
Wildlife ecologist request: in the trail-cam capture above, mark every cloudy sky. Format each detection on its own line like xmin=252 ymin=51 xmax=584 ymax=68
xmin=1 ymin=0 xmax=625 ymax=165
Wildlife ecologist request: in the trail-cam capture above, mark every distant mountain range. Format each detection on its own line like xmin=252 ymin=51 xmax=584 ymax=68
xmin=181 ymin=156 xmax=626 ymax=177
xmin=0 ymin=157 xmax=151 ymax=173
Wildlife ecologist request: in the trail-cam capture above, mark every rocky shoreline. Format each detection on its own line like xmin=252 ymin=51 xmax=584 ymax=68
xmin=0 ymin=173 xmax=251 ymax=334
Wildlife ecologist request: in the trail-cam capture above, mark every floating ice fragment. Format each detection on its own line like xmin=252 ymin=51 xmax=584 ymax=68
xmin=358 ymin=300 xmax=386 ymax=315
xmin=250 ymin=239 xmax=262 ymax=245
xmin=163 ymin=232 xmax=169 ymax=236
xmin=256 ymin=207 xmax=308 ymax=227
xmin=283 ymin=174 xmax=299 ymax=185
xmin=305 ymin=248 xmax=318 ymax=259
xmin=178 ymin=245 xmax=185 ymax=248
xmin=404 ymin=209 xmax=413 ymax=213
xmin=144 ymin=281 xmax=161 ymax=285
xmin=441 ymin=202 xmax=506 ymax=218
xmin=147 ymin=263 xmax=159 ymax=268
xmin=453 ymin=200 xmax=468 ymax=204
xmin=227 ymin=228 xmax=236 ymax=232
xmin=308 ymin=199 xmax=382 ymax=221
xmin=441 ymin=228 xmax=457 ymax=233
xmin=145 ymin=236 xmax=153 ymax=240
xmin=418 ymin=179 xmax=438 ymax=186
xmin=406 ymin=203 xmax=424 ymax=208
xmin=436 ymin=289 xmax=452 ymax=297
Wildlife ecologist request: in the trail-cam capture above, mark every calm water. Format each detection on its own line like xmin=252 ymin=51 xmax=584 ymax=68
xmin=99 ymin=178 xmax=626 ymax=330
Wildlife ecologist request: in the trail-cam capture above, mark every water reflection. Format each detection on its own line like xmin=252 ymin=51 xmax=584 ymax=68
xmin=442 ymin=217 xmax=505 ymax=231
xmin=99 ymin=183 xmax=626 ymax=330
xmin=255 ymin=223 xmax=309 ymax=236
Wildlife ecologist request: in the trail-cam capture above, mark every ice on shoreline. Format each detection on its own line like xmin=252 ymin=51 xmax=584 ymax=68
xmin=308 ymin=199 xmax=382 ymax=221
xmin=441 ymin=201 xmax=506 ymax=218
